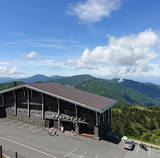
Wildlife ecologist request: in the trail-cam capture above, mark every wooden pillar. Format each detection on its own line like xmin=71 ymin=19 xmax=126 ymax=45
xmin=0 ymin=145 xmax=2 ymax=158
xmin=108 ymin=109 xmax=111 ymax=125
xmin=57 ymin=98 xmax=61 ymax=130
xmin=41 ymin=93 xmax=44 ymax=119
xmin=74 ymin=104 xmax=79 ymax=134
xmin=26 ymin=88 xmax=30 ymax=117
xmin=94 ymin=112 xmax=100 ymax=140
xmin=0 ymin=94 xmax=4 ymax=106
xmin=57 ymin=98 xmax=60 ymax=115
xmin=95 ymin=112 xmax=98 ymax=126
xmin=75 ymin=104 xmax=78 ymax=117
xmin=13 ymin=91 xmax=17 ymax=115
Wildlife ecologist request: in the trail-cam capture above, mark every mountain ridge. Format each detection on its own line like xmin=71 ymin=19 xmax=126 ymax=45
xmin=0 ymin=74 xmax=64 ymax=84
xmin=1 ymin=74 xmax=160 ymax=107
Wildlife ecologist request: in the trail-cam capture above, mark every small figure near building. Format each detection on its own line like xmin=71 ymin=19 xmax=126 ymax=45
xmin=48 ymin=128 xmax=52 ymax=135
xmin=54 ymin=129 xmax=57 ymax=136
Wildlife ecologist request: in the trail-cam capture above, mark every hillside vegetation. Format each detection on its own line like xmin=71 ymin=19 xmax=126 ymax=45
xmin=111 ymin=106 xmax=160 ymax=145
xmin=0 ymin=81 xmax=25 ymax=91
xmin=50 ymin=74 xmax=93 ymax=86
xmin=75 ymin=78 xmax=157 ymax=107
xmin=112 ymin=78 xmax=160 ymax=102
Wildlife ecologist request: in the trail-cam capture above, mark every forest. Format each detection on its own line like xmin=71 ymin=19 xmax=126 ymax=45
xmin=111 ymin=106 xmax=160 ymax=145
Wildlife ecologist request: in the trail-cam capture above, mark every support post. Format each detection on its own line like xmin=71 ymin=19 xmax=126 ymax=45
xmin=15 ymin=152 xmax=18 ymax=158
xmin=94 ymin=112 xmax=100 ymax=140
xmin=74 ymin=104 xmax=79 ymax=134
xmin=75 ymin=104 xmax=77 ymax=117
xmin=26 ymin=88 xmax=30 ymax=117
xmin=95 ymin=112 xmax=98 ymax=126
xmin=108 ymin=109 xmax=110 ymax=125
xmin=57 ymin=98 xmax=60 ymax=115
xmin=41 ymin=93 xmax=44 ymax=119
xmin=57 ymin=98 xmax=61 ymax=130
xmin=0 ymin=94 xmax=4 ymax=106
xmin=13 ymin=91 xmax=17 ymax=115
xmin=0 ymin=145 xmax=2 ymax=158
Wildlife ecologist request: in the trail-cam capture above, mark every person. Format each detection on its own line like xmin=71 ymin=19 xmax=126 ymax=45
xmin=61 ymin=126 xmax=64 ymax=133
xmin=54 ymin=129 xmax=57 ymax=136
xmin=71 ymin=130 xmax=73 ymax=136
xmin=48 ymin=128 xmax=52 ymax=135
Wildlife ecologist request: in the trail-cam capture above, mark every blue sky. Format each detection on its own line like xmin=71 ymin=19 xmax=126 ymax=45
xmin=0 ymin=0 xmax=160 ymax=84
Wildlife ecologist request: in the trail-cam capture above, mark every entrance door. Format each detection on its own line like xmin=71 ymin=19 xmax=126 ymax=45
xmin=62 ymin=121 xmax=75 ymax=131
xmin=79 ymin=123 xmax=94 ymax=134
xmin=45 ymin=119 xmax=53 ymax=128
xmin=54 ymin=120 xmax=58 ymax=129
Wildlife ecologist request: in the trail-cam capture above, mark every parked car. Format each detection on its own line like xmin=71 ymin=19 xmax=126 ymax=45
xmin=124 ymin=139 xmax=134 ymax=150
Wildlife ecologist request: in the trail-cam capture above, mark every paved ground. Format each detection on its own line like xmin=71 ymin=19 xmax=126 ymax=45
xmin=0 ymin=118 xmax=160 ymax=158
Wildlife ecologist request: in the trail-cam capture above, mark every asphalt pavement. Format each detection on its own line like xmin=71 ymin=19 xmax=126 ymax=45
xmin=0 ymin=118 xmax=160 ymax=158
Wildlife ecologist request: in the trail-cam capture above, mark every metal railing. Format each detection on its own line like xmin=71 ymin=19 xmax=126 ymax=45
xmin=0 ymin=145 xmax=25 ymax=158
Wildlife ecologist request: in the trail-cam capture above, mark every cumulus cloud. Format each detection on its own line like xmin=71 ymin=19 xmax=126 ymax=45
xmin=68 ymin=0 xmax=124 ymax=23
xmin=24 ymin=51 xmax=41 ymax=60
xmin=0 ymin=67 xmax=22 ymax=77
xmin=67 ymin=29 xmax=160 ymax=77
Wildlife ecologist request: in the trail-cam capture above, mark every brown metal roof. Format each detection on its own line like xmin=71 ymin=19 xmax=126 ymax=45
xmin=26 ymin=82 xmax=117 ymax=113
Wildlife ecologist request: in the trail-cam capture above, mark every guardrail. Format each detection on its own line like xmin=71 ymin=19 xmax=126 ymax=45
xmin=0 ymin=145 xmax=25 ymax=158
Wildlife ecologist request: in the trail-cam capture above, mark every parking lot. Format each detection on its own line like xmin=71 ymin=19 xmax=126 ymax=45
xmin=0 ymin=118 xmax=160 ymax=158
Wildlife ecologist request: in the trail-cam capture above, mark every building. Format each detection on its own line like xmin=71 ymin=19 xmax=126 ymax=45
xmin=0 ymin=82 xmax=117 ymax=139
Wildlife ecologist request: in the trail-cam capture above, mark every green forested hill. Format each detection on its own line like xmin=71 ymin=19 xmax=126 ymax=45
xmin=49 ymin=74 xmax=94 ymax=86
xmin=111 ymin=106 xmax=160 ymax=145
xmin=75 ymin=78 xmax=156 ymax=106
xmin=112 ymin=78 xmax=160 ymax=102
xmin=0 ymin=81 xmax=25 ymax=91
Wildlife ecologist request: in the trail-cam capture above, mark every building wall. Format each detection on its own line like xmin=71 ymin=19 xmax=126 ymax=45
xmin=0 ymin=87 xmax=112 ymax=139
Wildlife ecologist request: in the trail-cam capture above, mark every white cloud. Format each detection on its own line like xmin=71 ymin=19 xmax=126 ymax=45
xmin=67 ymin=29 xmax=160 ymax=77
xmin=0 ymin=67 xmax=22 ymax=77
xmin=25 ymin=51 xmax=38 ymax=58
xmin=0 ymin=62 xmax=10 ymax=65
xmin=24 ymin=51 xmax=41 ymax=61
xmin=68 ymin=0 xmax=124 ymax=23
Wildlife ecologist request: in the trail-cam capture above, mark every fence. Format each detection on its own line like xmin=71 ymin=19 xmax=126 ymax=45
xmin=0 ymin=145 xmax=25 ymax=158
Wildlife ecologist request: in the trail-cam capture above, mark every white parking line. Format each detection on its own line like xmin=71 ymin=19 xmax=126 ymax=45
xmin=79 ymin=152 xmax=87 ymax=158
xmin=0 ymin=136 xmax=57 ymax=158
xmin=64 ymin=148 xmax=77 ymax=157
xmin=11 ymin=122 xmax=22 ymax=126
xmin=18 ymin=124 xmax=30 ymax=128
xmin=148 ymin=148 xmax=151 ymax=156
xmin=32 ymin=128 xmax=42 ymax=133
xmin=4 ymin=120 xmax=16 ymax=124
xmin=25 ymin=126 xmax=36 ymax=130
xmin=136 ymin=145 xmax=139 ymax=152
xmin=95 ymin=156 xmax=99 ymax=158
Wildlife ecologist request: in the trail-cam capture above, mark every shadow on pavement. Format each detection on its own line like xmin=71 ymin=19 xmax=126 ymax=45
xmin=103 ymin=132 xmax=122 ymax=145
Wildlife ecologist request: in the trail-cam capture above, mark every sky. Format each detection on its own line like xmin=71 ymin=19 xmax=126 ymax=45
xmin=0 ymin=0 xmax=160 ymax=84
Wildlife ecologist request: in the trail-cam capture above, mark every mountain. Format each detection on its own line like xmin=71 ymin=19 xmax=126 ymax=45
xmin=0 ymin=74 xmax=160 ymax=107
xmin=0 ymin=77 xmax=14 ymax=84
xmin=112 ymin=78 xmax=160 ymax=102
xmin=17 ymin=74 xmax=63 ymax=83
xmin=75 ymin=78 xmax=156 ymax=106
xmin=49 ymin=74 xmax=94 ymax=86
xmin=0 ymin=74 xmax=64 ymax=84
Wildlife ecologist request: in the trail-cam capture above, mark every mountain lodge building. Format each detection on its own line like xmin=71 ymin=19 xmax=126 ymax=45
xmin=0 ymin=82 xmax=117 ymax=139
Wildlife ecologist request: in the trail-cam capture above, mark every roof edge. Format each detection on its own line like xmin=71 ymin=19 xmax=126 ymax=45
xmin=0 ymin=85 xmax=25 ymax=94
xmin=101 ymin=101 xmax=117 ymax=112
